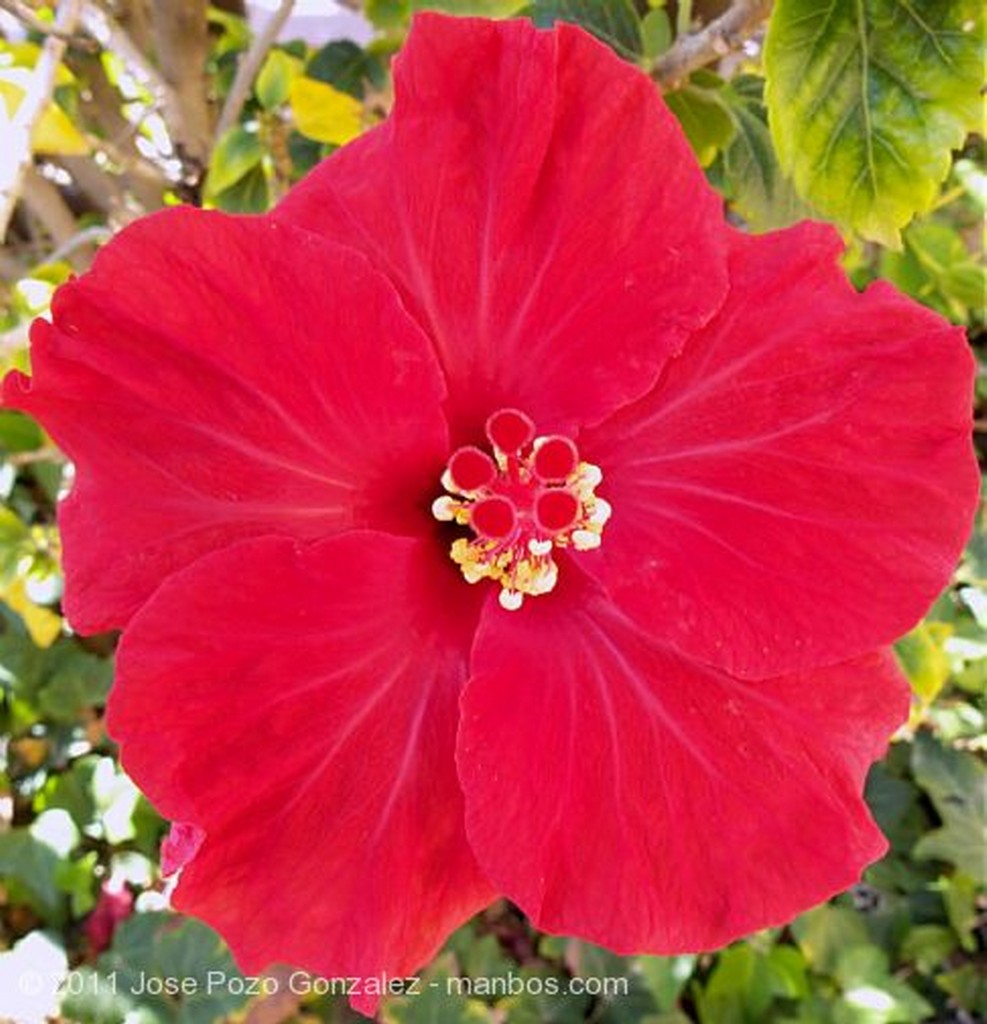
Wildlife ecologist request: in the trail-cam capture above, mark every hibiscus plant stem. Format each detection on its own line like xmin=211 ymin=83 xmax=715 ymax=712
xmin=653 ymin=0 xmax=774 ymax=88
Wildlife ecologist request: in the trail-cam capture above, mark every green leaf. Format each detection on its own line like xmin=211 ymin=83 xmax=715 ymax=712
xmin=416 ymin=0 xmax=528 ymax=16
xmin=527 ymin=0 xmax=644 ymax=59
xmin=383 ymin=953 xmax=493 ymax=1023
xmin=694 ymin=945 xmax=776 ymax=1024
xmin=205 ymin=126 xmax=263 ymax=198
xmin=765 ymin=0 xmax=984 ymax=246
xmin=210 ymin=164 xmax=270 ymax=214
xmin=895 ymin=622 xmax=952 ymax=705
xmin=63 ymin=913 xmax=251 ymax=1024
xmin=716 ymin=75 xmax=814 ymax=231
xmin=307 ymin=39 xmax=384 ymax=99
xmin=664 ymin=79 xmax=735 ymax=168
xmin=864 ymin=762 xmax=924 ymax=851
xmin=833 ymin=945 xmax=934 ymax=1022
xmin=941 ymin=871 xmax=979 ymax=950
xmin=634 ymin=956 xmax=696 ymax=1014
xmin=911 ymin=731 xmax=987 ymax=882
xmin=55 ymin=851 xmax=97 ymax=917
xmin=562 ymin=941 xmax=656 ymax=1024
xmin=0 ymin=633 xmax=112 ymax=725
xmin=900 ymin=924 xmax=958 ymax=973
xmin=0 ymin=505 xmax=31 ymax=581
xmin=792 ymin=906 xmax=870 ymax=975
xmin=936 ymin=963 xmax=987 ymax=1013
xmin=255 ymin=49 xmax=299 ymax=110
xmin=0 ymin=410 xmax=43 ymax=453
xmin=640 ymin=8 xmax=672 ymax=60
xmin=495 ymin=965 xmax=593 ymax=1023
xmin=880 ymin=218 xmax=987 ymax=323
xmin=0 ymin=829 xmax=65 ymax=923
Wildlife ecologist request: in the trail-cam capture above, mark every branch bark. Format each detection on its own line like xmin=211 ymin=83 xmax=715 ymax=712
xmin=22 ymin=166 xmax=78 ymax=248
xmin=67 ymin=48 xmax=167 ymax=212
xmin=79 ymin=2 xmax=173 ymax=115
xmin=215 ymin=0 xmax=296 ymax=142
xmin=150 ymin=0 xmax=213 ymax=166
xmin=0 ymin=0 xmax=82 ymax=242
xmin=653 ymin=0 xmax=773 ymax=87
xmin=0 ymin=0 xmax=91 ymax=44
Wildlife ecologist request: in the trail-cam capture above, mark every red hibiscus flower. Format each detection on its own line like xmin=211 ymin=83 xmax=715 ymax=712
xmin=2 ymin=13 xmax=977 ymax=1018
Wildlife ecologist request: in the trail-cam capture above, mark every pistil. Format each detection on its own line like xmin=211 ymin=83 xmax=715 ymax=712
xmin=432 ymin=408 xmax=611 ymax=610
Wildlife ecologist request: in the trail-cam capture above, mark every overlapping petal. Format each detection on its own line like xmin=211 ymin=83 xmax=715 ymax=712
xmin=458 ymin=569 xmax=909 ymax=953
xmin=581 ymin=223 xmax=978 ymax=680
xmin=2 ymin=209 xmax=447 ymax=632
xmin=275 ymin=13 xmax=728 ymax=440
xmin=107 ymin=532 xmax=492 ymax=1015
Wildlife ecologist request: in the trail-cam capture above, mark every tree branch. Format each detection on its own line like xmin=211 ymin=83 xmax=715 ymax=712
xmin=78 ymin=1 xmax=173 ymax=115
xmin=150 ymin=0 xmax=213 ymax=166
xmin=0 ymin=0 xmax=82 ymax=242
xmin=215 ymin=0 xmax=295 ymax=142
xmin=67 ymin=46 xmax=168 ymax=210
xmin=653 ymin=0 xmax=773 ymax=88
xmin=0 ymin=0 xmax=92 ymax=45
xmin=22 ymin=166 xmax=77 ymax=247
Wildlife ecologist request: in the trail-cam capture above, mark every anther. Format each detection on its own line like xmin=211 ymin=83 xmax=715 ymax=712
xmin=431 ymin=496 xmax=459 ymax=521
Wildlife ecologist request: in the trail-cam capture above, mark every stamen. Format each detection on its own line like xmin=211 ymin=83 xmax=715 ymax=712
xmin=572 ymin=529 xmax=602 ymax=551
xmin=499 ymin=589 xmax=525 ymax=611
xmin=433 ymin=409 xmax=610 ymax=608
xmin=431 ymin=496 xmax=459 ymax=521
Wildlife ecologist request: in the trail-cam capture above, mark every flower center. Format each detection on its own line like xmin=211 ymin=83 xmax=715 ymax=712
xmin=432 ymin=408 xmax=611 ymax=611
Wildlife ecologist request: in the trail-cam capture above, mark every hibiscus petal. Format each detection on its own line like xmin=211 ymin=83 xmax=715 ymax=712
xmin=275 ymin=13 xmax=727 ymax=440
xmin=107 ymin=532 xmax=493 ymax=1015
xmin=459 ymin=571 xmax=908 ymax=953
xmin=581 ymin=223 xmax=978 ymax=679
xmin=2 ymin=209 xmax=448 ymax=632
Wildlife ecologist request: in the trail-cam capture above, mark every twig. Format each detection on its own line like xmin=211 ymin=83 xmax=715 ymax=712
xmin=0 ymin=0 xmax=82 ymax=242
xmin=653 ymin=0 xmax=773 ymax=88
xmin=78 ymin=1 xmax=173 ymax=115
xmin=215 ymin=0 xmax=295 ymax=141
xmin=151 ymin=0 xmax=213 ymax=165
xmin=0 ymin=0 xmax=91 ymax=44
xmin=8 ymin=446 xmax=65 ymax=465
xmin=22 ymin=165 xmax=78 ymax=247
xmin=47 ymin=223 xmax=112 ymax=263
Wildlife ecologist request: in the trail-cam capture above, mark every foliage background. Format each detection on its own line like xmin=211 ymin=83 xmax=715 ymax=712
xmin=0 ymin=1 xmax=984 ymax=1022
